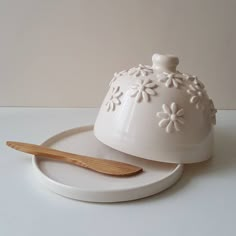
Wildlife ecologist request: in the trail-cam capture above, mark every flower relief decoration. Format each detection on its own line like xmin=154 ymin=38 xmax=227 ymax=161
xmin=209 ymin=99 xmax=217 ymax=125
xmin=184 ymin=74 xmax=205 ymax=90
xmin=109 ymin=70 xmax=128 ymax=86
xmin=128 ymin=64 xmax=153 ymax=77
xmin=105 ymin=86 xmax=123 ymax=112
xmin=186 ymin=75 xmax=207 ymax=110
xmin=157 ymin=71 xmax=184 ymax=88
xmin=128 ymin=78 xmax=157 ymax=103
xmin=156 ymin=103 xmax=184 ymax=133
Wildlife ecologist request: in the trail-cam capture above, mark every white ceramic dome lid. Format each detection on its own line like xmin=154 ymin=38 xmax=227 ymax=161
xmin=94 ymin=53 xmax=217 ymax=164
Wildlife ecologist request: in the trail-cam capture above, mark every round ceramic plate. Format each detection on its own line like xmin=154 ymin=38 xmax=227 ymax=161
xmin=32 ymin=125 xmax=184 ymax=202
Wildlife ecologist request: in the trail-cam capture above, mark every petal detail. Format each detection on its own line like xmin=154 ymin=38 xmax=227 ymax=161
xmin=171 ymin=103 xmax=178 ymax=114
xmin=113 ymin=98 xmax=120 ymax=105
xmin=105 ymin=86 xmax=123 ymax=112
xmin=128 ymin=78 xmax=157 ymax=103
xmin=172 ymin=79 xmax=179 ymax=88
xmin=165 ymin=78 xmax=172 ymax=87
xmin=113 ymin=86 xmax=119 ymax=93
xmin=114 ymin=91 xmax=122 ymax=97
xmin=187 ymin=89 xmax=193 ymax=95
xmin=177 ymin=117 xmax=184 ymax=124
xmin=145 ymin=82 xmax=157 ymax=88
xmin=143 ymin=78 xmax=150 ymax=85
xmin=145 ymin=88 xmax=156 ymax=95
xmin=131 ymin=84 xmax=138 ymax=89
xmin=158 ymin=74 xmax=168 ymax=82
xmin=166 ymin=121 xmax=174 ymax=133
xmin=142 ymin=91 xmax=149 ymax=102
xmin=157 ymin=112 xmax=169 ymax=119
xmin=175 ymin=78 xmax=183 ymax=84
xmin=110 ymin=102 xmax=114 ymax=111
xmin=163 ymin=104 xmax=171 ymax=115
xmin=176 ymin=108 xmax=184 ymax=116
xmin=159 ymin=119 xmax=170 ymax=128
xmin=157 ymin=103 xmax=184 ymax=133
xmin=128 ymin=89 xmax=138 ymax=97
xmin=174 ymin=121 xmax=181 ymax=131
xmin=135 ymin=91 xmax=142 ymax=103
xmin=174 ymin=74 xmax=184 ymax=79
xmin=189 ymin=84 xmax=196 ymax=91
xmin=190 ymin=96 xmax=198 ymax=103
xmin=106 ymin=103 xmax=111 ymax=111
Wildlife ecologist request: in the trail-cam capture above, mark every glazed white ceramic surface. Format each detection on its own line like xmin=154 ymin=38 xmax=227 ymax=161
xmin=94 ymin=53 xmax=217 ymax=164
xmin=32 ymin=125 xmax=183 ymax=202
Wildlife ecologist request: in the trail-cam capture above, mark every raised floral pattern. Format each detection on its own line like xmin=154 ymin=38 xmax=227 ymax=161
xmin=190 ymin=76 xmax=205 ymax=90
xmin=209 ymin=99 xmax=217 ymax=125
xmin=109 ymin=70 xmax=128 ymax=86
xmin=106 ymin=64 xmax=215 ymax=127
xmin=128 ymin=78 xmax=157 ymax=103
xmin=105 ymin=86 xmax=123 ymax=112
xmin=193 ymin=77 xmax=205 ymax=90
xmin=156 ymin=103 xmax=184 ymax=133
xmin=158 ymin=72 xmax=184 ymax=88
xmin=187 ymin=84 xmax=206 ymax=110
xmin=183 ymin=74 xmax=205 ymax=90
xmin=182 ymin=73 xmax=196 ymax=81
xmin=128 ymin=64 xmax=153 ymax=77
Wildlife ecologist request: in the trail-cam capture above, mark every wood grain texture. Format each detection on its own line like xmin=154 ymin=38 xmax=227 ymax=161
xmin=6 ymin=141 xmax=142 ymax=176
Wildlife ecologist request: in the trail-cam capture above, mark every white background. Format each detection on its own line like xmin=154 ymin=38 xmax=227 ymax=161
xmin=0 ymin=0 xmax=235 ymax=108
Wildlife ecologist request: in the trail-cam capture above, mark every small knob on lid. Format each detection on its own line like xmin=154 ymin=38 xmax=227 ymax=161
xmin=152 ymin=53 xmax=179 ymax=72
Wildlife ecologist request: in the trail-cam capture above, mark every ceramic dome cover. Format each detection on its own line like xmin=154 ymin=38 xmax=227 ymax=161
xmin=94 ymin=53 xmax=217 ymax=164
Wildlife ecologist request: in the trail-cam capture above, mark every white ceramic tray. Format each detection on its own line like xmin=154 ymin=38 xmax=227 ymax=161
xmin=32 ymin=125 xmax=184 ymax=202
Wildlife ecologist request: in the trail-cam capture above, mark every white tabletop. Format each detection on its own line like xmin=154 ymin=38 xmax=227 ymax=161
xmin=0 ymin=108 xmax=235 ymax=236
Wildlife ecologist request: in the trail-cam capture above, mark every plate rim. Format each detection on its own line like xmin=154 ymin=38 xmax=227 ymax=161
xmin=32 ymin=125 xmax=184 ymax=202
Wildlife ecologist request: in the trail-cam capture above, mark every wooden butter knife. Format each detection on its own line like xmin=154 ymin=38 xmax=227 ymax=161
xmin=6 ymin=141 xmax=142 ymax=176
